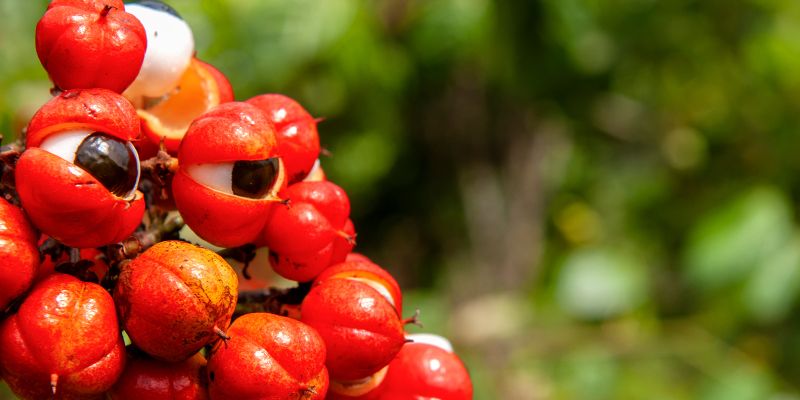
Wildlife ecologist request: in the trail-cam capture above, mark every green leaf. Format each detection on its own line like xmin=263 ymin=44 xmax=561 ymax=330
xmin=684 ymin=187 xmax=793 ymax=291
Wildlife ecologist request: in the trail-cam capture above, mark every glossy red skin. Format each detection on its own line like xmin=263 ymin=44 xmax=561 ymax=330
xmin=315 ymin=259 xmax=402 ymax=315
xmin=173 ymin=102 xmax=282 ymax=247
xmin=195 ymin=59 xmax=234 ymax=103
xmin=16 ymin=88 xmax=145 ymax=247
xmin=269 ymin=241 xmax=335 ymax=282
xmin=246 ymin=94 xmax=320 ymax=184
xmin=285 ymin=181 xmax=350 ymax=229
xmin=380 ymin=343 xmax=473 ymax=400
xmin=36 ymin=0 xmax=146 ymax=93
xmin=262 ymin=201 xmax=337 ymax=255
xmin=27 ymin=88 xmax=141 ymax=147
xmin=0 ymin=199 xmax=40 ymax=311
xmin=330 ymin=219 xmax=356 ymax=266
xmin=109 ymin=350 xmax=209 ymax=400
xmin=15 ymin=148 xmax=145 ymax=248
xmin=0 ymin=274 xmax=125 ymax=399
xmin=114 ymin=241 xmax=238 ymax=362
xmin=301 ymin=279 xmax=405 ymax=381
xmin=207 ymin=313 xmax=328 ymax=399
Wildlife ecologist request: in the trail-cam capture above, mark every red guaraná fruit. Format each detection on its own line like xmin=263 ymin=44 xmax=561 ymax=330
xmin=0 ymin=274 xmax=125 ymax=399
xmin=114 ymin=240 xmax=238 ymax=362
xmin=0 ymin=198 xmax=40 ymax=311
xmin=36 ymin=0 xmax=147 ymax=93
xmin=172 ymin=102 xmax=286 ymax=248
xmin=246 ymin=94 xmax=321 ymax=184
xmin=262 ymin=181 xmax=354 ymax=281
xmin=108 ymin=349 xmax=209 ymax=400
xmin=380 ymin=340 xmax=473 ymax=400
xmin=206 ymin=313 xmax=328 ymax=399
xmin=15 ymin=88 xmax=145 ymax=248
xmin=300 ymin=260 xmax=405 ymax=381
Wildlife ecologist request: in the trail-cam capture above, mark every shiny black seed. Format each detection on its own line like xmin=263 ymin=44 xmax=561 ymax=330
xmin=132 ymin=0 xmax=182 ymax=19
xmin=232 ymin=158 xmax=279 ymax=199
xmin=74 ymin=133 xmax=138 ymax=198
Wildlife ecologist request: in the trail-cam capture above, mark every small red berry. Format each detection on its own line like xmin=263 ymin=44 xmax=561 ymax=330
xmin=36 ymin=0 xmax=147 ymax=93
xmin=380 ymin=340 xmax=473 ymax=400
xmin=108 ymin=349 xmax=209 ymax=400
xmin=114 ymin=241 xmax=238 ymax=362
xmin=206 ymin=313 xmax=328 ymax=399
xmin=0 ymin=274 xmax=125 ymax=399
xmin=301 ymin=262 xmax=405 ymax=381
xmin=246 ymin=94 xmax=321 ymax=184
xmin=16 ymin=89 xmax=145 ymax=248
xmin=172 ymin=102 xmax=286 ymax=247
xmin=0 ymin=198 xmax=40 ymax=311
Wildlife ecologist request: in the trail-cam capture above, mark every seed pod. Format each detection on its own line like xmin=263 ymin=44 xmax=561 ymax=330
xmin=0 ymin=198 xmax=40 ymax=311
xmin=36 ymin=0 xmax=147 ymax=92
xmin=380 ymin=339 xmax=473 ymax=400
xmin=172 ymin=102 xmax=285 ymax=247
xmin=0 ymin=274 xmax=125 ymax=399
xmin=114 ymin=241 xmax=238 ymax=362
xmin=206 ymin=313 xmax=328 ymax=399
xmin=16 ymin=88 xmax=144 ymax=248
xmin=108 ymin=349 xmax=208 ymax=400
xmin=301 ymin=261 xmax=405 ymax=381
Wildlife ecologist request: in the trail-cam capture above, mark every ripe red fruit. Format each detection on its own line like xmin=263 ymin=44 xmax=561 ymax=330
xmin=269 ymin=241 xmax=335 ymax=282
xmin=15 ymin=88 xmax=145 ymax=248
xmin=172 ymin=102 xmax=286 ymax=247
xmin=108 ymin=349 xmax=209 ymax=400
xmin=0 ymin=274 xmax=125 ymax=399
xmin=330 ymin=219 xmax=356 ymax=265
xmin=206 ymin=313 xmax=328 ymax=399
xmin=246 ymin=94 xmax=321 ymax=184
xmin=0 ymin=198 xmax=40 ymax=311
xmin=380 ymin=341 xmax=473 ymax=400
xmin=301 ymin=262 xmax=405 ymax=381
xmin=261 ymin=181 xmax=354 ymax=278
xmin=36 ymin=0 xmax=146 ymax=93
xmin=114 ymin=241 xmax=238 ymax=362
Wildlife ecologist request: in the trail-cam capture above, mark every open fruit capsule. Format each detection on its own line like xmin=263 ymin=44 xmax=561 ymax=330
xmin=15 ymin=88 xmax=145 ymax=248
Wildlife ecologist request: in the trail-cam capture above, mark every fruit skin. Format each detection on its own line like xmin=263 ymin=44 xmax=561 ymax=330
xmin=0 ymin=274 xmax=125 ymax=399
xmin=301 ymin=269 xmax=405 ymax=381
xmin=16 ymin=89 xmax=145 ymax=248
xmin=108 ymin=349 xmax=209 ymax=400
xmin=206 ymin=313 xmax=328 ymax=400
xmin=36 ymin=0 xmax=146 ymax=93
xmin=380 ymin=342 xmax=473 ymax=400
xmin=0 ymin=198 xmax=40 ymax=311
xmin=315 ymin=258 xmax=402 ymax=315
xmin=261 ymin=181 xmax=353 ymax=274
xmin=196 ymin=59 xmax=234 ymax=104
xmin=135 ymin=58 xmax=234 ymax=154
xmin=172 ymin=102 xmax=285 ymax=248
xmin=114 ymin=241 xmax=238 ymax=362
xmin=246 ymin=94 xmax=320 ymax=184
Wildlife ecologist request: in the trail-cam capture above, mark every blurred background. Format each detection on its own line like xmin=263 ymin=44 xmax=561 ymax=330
xmin=5 ymin=0 xmax=800 ymax=398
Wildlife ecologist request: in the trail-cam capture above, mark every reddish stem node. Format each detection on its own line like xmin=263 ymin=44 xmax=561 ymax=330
xmin=100 ymin=4 xmax=115 ymax=18
xmin=402 ymin=309 xmax=423 ymax=327
xmin=214 ymin=325 xmax=231 ymax=346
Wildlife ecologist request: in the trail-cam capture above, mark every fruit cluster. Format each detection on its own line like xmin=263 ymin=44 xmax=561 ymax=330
xmin=0 ymin=1 xmax=473 ymax=399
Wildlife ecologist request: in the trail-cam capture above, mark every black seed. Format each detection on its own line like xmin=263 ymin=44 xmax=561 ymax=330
xmin=74 ymin=133 xmax=138 ymax=198
xmin=132 ymin=0 xmax=182 ymax=19
xmin=209 ymin=371 xmax=215 ymax=381
xmin=232 ymin=158 xmax=279 ymax=199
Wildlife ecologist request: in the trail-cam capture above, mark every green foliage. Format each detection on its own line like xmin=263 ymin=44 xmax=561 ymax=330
xmin=6 ymin=0 xmax=800 ymax=398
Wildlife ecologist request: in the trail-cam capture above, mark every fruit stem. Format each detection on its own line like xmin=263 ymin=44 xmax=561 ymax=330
xmin=100 ymin=4 xmax=114 ymax=18
xmin=213 ymin=325 xmax=231 ymax=345
xmin=336 ymin=230 xmax=357 ymax=245
xmin=402 ymin=308 xmax=423 ymax=327
xmin=50 ymin=373 xmax=58 ymax=396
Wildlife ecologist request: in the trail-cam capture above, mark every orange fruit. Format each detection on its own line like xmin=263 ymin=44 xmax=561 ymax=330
xmin=128 ymin=58 xmax=234 ymax=154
